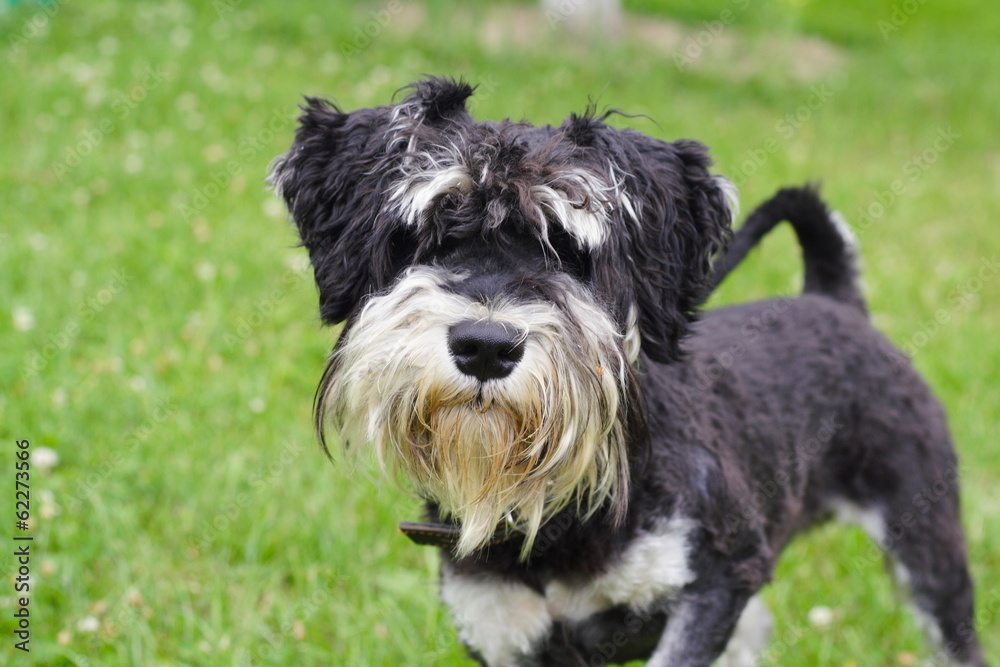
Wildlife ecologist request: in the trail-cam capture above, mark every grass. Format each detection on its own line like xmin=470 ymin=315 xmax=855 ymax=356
xmin=1 ymin=0 xmax=997 ymax=664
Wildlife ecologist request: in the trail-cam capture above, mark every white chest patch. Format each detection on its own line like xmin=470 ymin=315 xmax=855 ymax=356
xmin=440 ymin=516 xmax=697 ymax=665
xmin=440 ymin=572 xmax=552 ymax=666
xmin=546 ymin=516 xmax=698 ymax=621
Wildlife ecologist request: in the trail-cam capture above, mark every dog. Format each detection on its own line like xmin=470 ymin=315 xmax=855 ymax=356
xmin=270 ymin=78 xmax=988 ymax=666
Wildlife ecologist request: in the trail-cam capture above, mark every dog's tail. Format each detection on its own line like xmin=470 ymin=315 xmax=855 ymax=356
xmin=710 ymin=186 xmax=867 ymax=314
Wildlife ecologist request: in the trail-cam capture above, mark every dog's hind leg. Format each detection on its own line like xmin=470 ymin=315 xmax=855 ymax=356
xmin=833 ymin=487 xmax=986 ymax=666
xmin=836 ymin=382 xmax=989 ymax=666
xmin=880 ymin=483 xmax=987 ymax=667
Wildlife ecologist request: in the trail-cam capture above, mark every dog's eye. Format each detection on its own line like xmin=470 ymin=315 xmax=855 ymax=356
xmin=430 ymin=236 xmax=461 ymax=261
xmin=545 ymin=226 xmax=591 ymax=280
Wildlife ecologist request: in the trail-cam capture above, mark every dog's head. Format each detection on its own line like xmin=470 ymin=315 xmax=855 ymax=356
xmin=271 ymin=78 xmax=733 ymax=557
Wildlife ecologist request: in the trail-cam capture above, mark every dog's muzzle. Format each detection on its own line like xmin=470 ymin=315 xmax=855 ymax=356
xmin=321 ymin=267 xmax=634 ymax=558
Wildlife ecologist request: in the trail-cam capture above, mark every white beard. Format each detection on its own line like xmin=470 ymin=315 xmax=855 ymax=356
xmin=321 ymin=266 xmax=636 ymax=558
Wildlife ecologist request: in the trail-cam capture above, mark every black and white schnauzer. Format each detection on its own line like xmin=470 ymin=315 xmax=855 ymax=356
xmin=271 ymin=78 xmax=988 ymax=666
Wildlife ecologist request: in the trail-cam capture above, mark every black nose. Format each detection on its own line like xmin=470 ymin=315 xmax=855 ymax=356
xmin=447 ymin=320 xmax=526 ymax=382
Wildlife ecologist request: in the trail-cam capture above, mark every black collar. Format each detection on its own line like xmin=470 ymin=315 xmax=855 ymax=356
xmin=398 ymin=520 xmax=520 ymax=549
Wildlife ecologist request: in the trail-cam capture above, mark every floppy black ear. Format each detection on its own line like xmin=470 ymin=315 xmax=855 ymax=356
xmin=270 ymin=77 xmax=475 ymax=324
xmin=568 ymin=119 xmax=733 ymax=363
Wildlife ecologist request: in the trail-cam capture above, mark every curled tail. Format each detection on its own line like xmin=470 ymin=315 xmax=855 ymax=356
xmin=711 ymin=186 xmax=867 ymax=314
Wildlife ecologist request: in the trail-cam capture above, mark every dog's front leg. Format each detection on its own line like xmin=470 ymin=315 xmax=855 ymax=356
xmin=645 ymin=584 xmax=753 ymax=667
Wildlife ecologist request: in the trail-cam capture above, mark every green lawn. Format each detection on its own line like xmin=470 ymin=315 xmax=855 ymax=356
xmin=2 ymin=0 xmax=998 ymax=665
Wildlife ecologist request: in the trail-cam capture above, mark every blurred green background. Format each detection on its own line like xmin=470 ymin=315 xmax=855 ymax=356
xmin=2 ymin=0 xmax=997 ymax=664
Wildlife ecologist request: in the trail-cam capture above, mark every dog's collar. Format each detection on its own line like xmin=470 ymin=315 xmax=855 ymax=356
xmin=398 ymin=519 xmax=520 ymax=549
